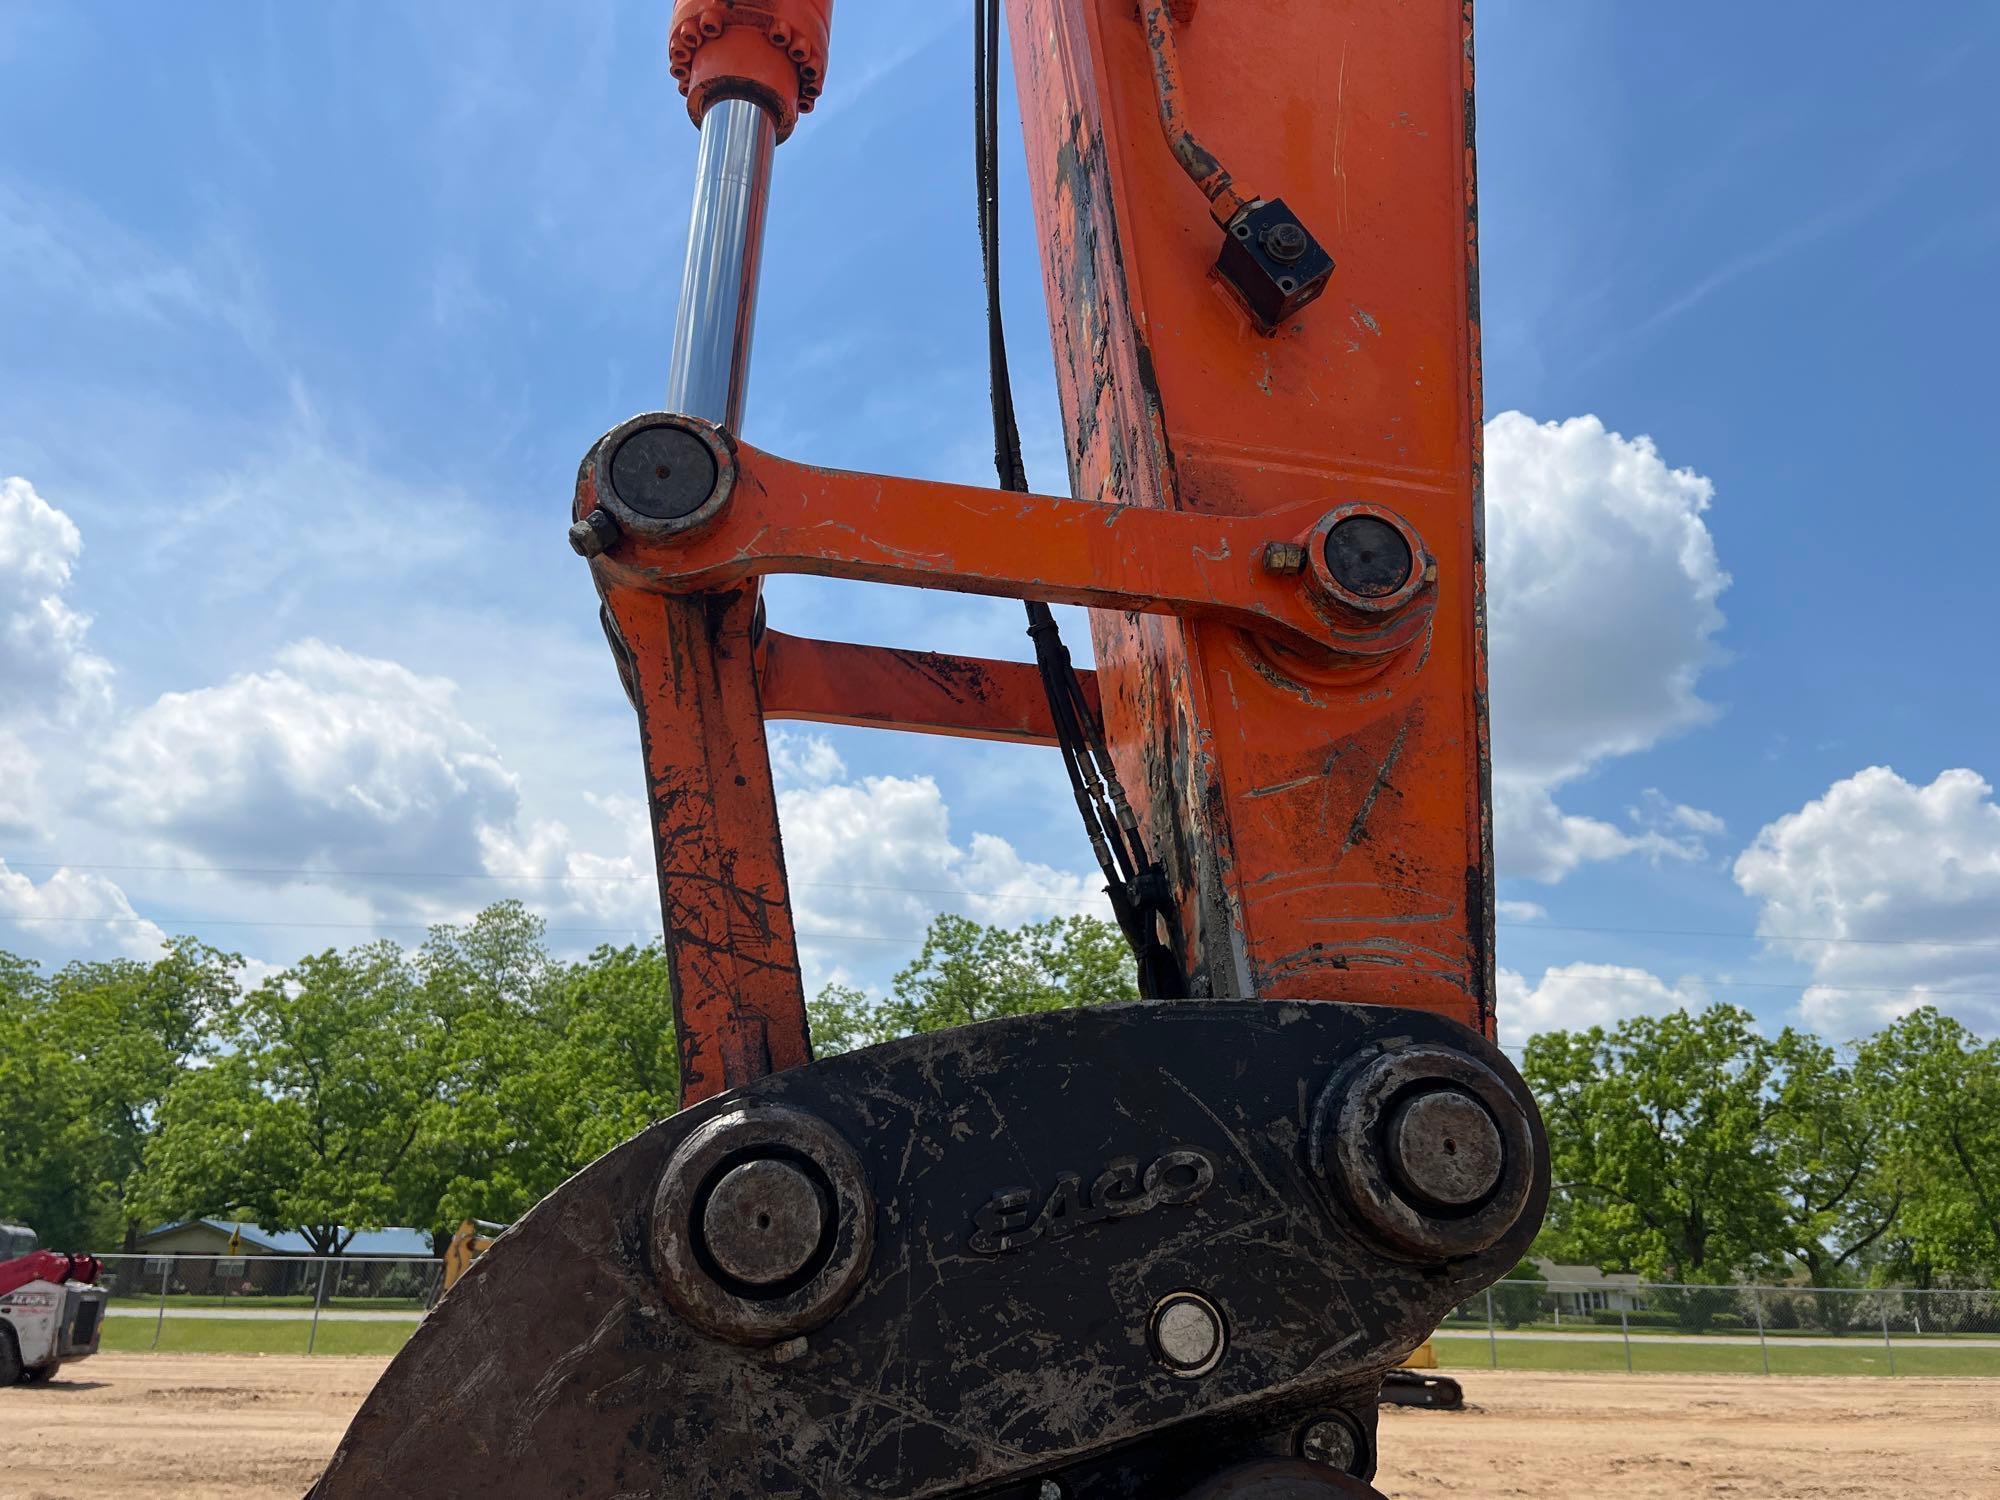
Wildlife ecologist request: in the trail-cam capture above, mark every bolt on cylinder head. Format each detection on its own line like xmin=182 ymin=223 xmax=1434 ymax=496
xmin=583 ymin=412 xmax=735 ymax=542
xmin=1323 ymin=514 xmax=1413 ymax=598
xmin=608 ymin=422 xmax=719 ymax=522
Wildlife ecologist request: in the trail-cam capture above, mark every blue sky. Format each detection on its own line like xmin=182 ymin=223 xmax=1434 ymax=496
xmin=2 ymin=2 xmax=1996 ymax=1049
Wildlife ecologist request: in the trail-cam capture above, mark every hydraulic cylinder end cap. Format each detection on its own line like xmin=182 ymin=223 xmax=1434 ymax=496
xmin=669 ymin=0 xmax=834 ymax=139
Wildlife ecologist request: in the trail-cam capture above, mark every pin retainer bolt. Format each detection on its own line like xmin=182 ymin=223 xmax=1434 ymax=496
xmin=568 ymin=509 xmax=622 ymax=559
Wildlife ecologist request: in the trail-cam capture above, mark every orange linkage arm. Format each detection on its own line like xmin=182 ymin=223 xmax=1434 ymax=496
xmin=599 ymin=581 xmax=810 ymax=1103
xmin=758 ymin=631 xmax=1098 ymax=747
xmin=580 ymin=418 xmax=1439 ymax=665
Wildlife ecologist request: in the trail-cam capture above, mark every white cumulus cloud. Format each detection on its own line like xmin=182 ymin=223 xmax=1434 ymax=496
xmin=0 ymin=475 xmax=112 ymax=725
xmin=471 ymin=730 xmax=1108 ymax=994
xmin=480 ymin=730 xmax=1110 ymax=994
xmin=768 ymin=732 xmax=1107 ymax=993
xmin=1497 ymin=962 xmax=1708 ymax=1049
xmin=1486 ymin=413 xmax=1729 ymax=881
xmin=0 ymin=857 xmax=165 ymax=959
xmin=89 ymin=639 xmax=519 ymax=892
xmin=476 ymin=789 xmax=656 ymax=928
xmin=1734 ymin=766 xmax=2000 ymax=1037
xmin=0 ymin=731 xmax=42 ymax=837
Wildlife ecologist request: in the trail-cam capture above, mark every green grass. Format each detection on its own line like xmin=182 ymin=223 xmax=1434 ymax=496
xmin=1435 ymin=1334 xmax=2000 ymax=1377
xmin=1439 ymin=1317 xmax=1997 ymax=1341
xmin=99 ymin=1316 xmax=416 ymax=1358
xmin=90 ymin=1317 xmax=2000 ymax=1373
xmin=80 ymin=1328 xmax=2000 ymax=1377
xmin=148 ymin=1293 xmax=426 ymax=1312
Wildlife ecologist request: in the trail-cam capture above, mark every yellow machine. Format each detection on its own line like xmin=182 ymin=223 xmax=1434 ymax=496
xmin=1382 ymin=1338 xmax=1463 ymax=1410
xmin=441 ymin=1220 xmax=508 ymax=1293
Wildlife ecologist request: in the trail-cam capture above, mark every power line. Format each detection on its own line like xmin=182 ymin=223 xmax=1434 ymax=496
xmin=6 ymin=853 xmax=1995 ymax=953
xmin=2 ymin=858 xmax=658 ymax=884
xmin=6 ymin=910 xmax=1999 ymax=1001
xmin=1515 ymin=922 xmax=2000 ymax=952
xmin=0 ymin=857 xmax=1102 ymax=905
xmin=0 ymin=913 xmax=919 ymax=945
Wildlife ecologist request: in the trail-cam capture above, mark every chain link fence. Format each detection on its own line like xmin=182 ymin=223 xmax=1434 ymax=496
xmin=93 ymin=1253 xmax=443 ymax=1354
xmin=79 ymin=1257 xmax=2000 ymax=1373
xmin=1437 ymin=1279 xmax=2000 ymax=1377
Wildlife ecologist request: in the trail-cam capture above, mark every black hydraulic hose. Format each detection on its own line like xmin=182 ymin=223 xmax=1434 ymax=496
xmin=972 ymin=0 xmax=1188 ymax=999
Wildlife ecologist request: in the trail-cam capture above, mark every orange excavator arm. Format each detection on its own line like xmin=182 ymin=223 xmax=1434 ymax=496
xmin=311 ymin=4 xmax=1542 ymax=1495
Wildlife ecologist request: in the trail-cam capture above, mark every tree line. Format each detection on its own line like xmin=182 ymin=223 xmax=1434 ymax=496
xmin=1526 ymin=1002 xmax=2000 ymax=1289
xmin=2 ymin=900 xmax=1994 ymax=1286
xmin=1 ymin=904 xmax=679 ymax=1255
xmin=0 ymin=904 xmax=1131 ymax=1256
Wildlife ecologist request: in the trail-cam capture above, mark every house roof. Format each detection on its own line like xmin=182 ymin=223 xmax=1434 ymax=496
xmin=140 ymin=1220 xmax=434 ymax=1257
xmin=1533 ymin=1257 xmax=1643 ymax=1286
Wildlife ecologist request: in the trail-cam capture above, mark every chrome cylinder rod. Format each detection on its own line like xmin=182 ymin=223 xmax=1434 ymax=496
xmin=664 ymin=96 xmax=777 ymax=431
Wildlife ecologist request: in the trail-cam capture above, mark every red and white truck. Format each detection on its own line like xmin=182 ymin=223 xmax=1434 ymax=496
xmin=0 ymin=1223 xmax=108 ymax=1384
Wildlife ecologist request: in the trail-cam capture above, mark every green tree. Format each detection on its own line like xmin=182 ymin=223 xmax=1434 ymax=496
xmin=807 ymin=912 xmax=1138 ymax=1055
xmin=1492 ymin=1259 xmax=1547 ymax=1329
xmin=49 ymin=938 xmax=240 ymax=1246
xmin=401 ymin=903 xmax=564 ymax=1239
xmin=1524 ymin=1005 xmax=1786 ymax=1283
xmin=1767 ymin=1028 xmax=1903 ymax=1290
xmin=135 ymin=942 xmax=435 ymax=1255
xmin=0 ymin=940 xmax=238 ymax=1249
xmin=0 ymin=952 xmax=97 ymax=1246
xmin=540 ymin=942 xmax=681 ymax=1166
xmin=129 ymin=907 xmax=691 ymax=1255
xmin=805 ymin=981 xmax=884 ymax=1057
xmin=1857 ymin=1008 xmax=2000 ymax=1282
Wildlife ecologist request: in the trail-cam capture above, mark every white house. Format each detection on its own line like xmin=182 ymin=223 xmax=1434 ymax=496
xmin=1533 ymin=1259 xmax=1644 ymax=1314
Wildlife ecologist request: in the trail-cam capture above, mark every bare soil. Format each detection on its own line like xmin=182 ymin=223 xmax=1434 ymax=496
xmin=3 ymin=1356 xmax=1993 ymax=1498
xmin=1377 ymin=1371 xmax=2000 ymax=1498
xmin=0 ymin=1354 xmax=371 ymax=1500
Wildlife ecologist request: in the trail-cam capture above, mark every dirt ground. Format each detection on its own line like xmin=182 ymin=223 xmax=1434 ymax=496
xmin=3 ymin=1356 xmax=1995 ymax=1498
xmin=1378 ymin=1371 xmax=2000 ymax=1497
